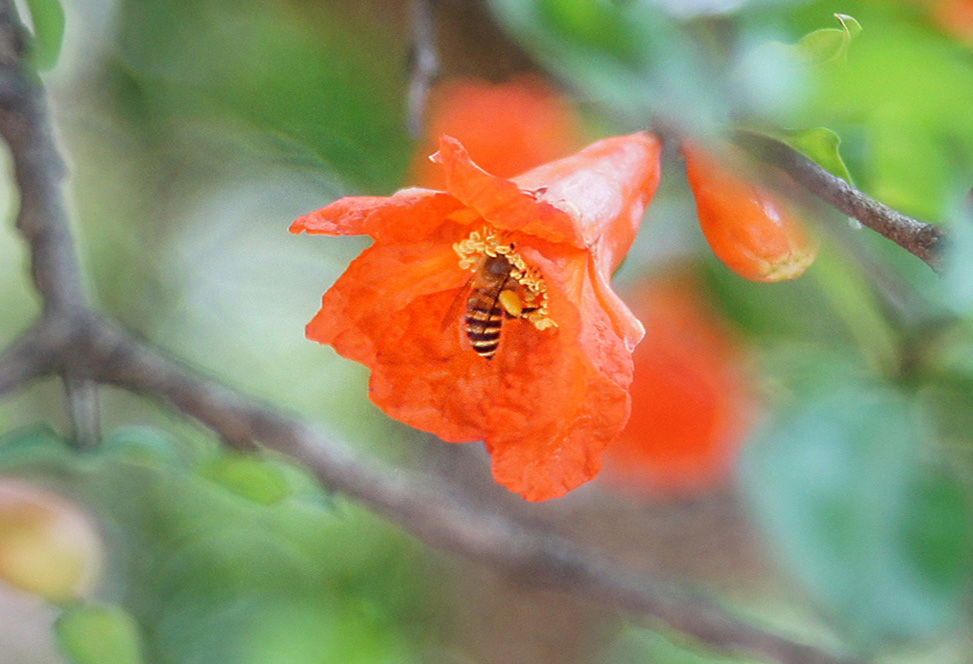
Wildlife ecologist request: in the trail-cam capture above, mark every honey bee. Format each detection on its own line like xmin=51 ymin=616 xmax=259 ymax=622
xmin=462 ymin=254 xmax=520 ymax=360
xmin=449 ymin=229 xmax=555 ymax=360
xmin=457 ymin=253 xmax=540 ymax=360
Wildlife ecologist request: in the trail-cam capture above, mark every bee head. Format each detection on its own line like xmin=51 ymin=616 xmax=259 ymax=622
xmin=483 ymin=254 xmax=510 ymax=277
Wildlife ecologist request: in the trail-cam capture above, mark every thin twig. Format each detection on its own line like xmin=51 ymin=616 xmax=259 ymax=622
xmin=734 ymin=131 xmax=946 ymax=272
xmin=406 ymin=0 xmax=440 ymax=137
xmin=63 ymin=376 xmax=99 ymax=450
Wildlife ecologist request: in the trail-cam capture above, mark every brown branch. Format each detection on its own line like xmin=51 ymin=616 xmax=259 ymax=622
xmin=735 ymin=131 xmax=946 ymax=271
xmin=0 ymin=2 xmax=87 ymax=313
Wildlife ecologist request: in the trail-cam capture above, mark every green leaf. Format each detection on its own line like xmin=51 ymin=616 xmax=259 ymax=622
xmin=737 ymin=127 xmax=854 ymax=185
xmin=55 ymin=604 xmax=145 ymax=664
xmin=740 ymin=385 xmax=969 ymax=647
xmin=793 ymin=14 xmax=863 ymax=66
xmin=776 ymin=127 xmax=854 ymax=185
xmin=24 ymin=0 xmax=66 ymax=71
xmin=198 ymin=454 xmax=290 ymax=505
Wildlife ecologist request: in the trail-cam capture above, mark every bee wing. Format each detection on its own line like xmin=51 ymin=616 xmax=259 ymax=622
xmin=440 ymin=276 xmax=473 ymax=333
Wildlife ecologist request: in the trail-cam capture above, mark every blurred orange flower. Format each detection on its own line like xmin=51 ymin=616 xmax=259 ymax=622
xmin=933 ymin=0 xmax=973 ymax=42
xmin=409 ymin=75 xmax=582 ymax=189
xmin=600 ymin=275 xmax=755 ymax=498
xmin=292 ymin=132 xmax=662 ymax=500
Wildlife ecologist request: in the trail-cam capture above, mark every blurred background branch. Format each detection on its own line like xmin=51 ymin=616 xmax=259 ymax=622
xmin=407 ymin=0 xmax=441 ymax=136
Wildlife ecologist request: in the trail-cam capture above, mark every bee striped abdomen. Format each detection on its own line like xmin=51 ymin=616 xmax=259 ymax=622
xmin=452 ymin=228 xmax=557 ymax=360
xmin=465 ymin=299 xmax=504 ymax=359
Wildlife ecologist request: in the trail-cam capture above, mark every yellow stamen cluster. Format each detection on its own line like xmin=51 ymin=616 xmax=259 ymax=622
xmin=453 ymin=228 xmax=557 ymax=331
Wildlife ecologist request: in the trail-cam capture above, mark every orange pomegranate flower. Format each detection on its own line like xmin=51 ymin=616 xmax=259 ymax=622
xmin=410 ymin=75 xmax=582 ymax=189
xmin=600 ymin=275 xmax=755 ymax=498
xmin=292 ymin=133 xmax=663 ymax=501
xmin=684 ymin=143 xmax=818 ymax=283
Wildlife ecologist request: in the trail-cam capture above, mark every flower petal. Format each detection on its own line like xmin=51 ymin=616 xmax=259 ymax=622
xmin=485 ymin=371 xmax=629 ymax=501
xmin=515 ymin=132 xmax=663 ymax=271
xmin=339 ymin=237 xmax=633 ymax=501
xmin=366 ymin=242 xmax=588 ymax=446
xmin=306 ymin=240 xmax=468 ymax=368
xmin=291 ymin=190 xmax=463 ymax=243
xmin=481 ymin=251 xmax=635 ymax=501
xmin=587 ymin=253 xmax=645 ymax=354
xmin=432 ymin=135 xmax=587 ymax=247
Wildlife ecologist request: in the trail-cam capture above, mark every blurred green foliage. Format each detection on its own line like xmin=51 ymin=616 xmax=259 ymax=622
xmin=55 ymin=604 xmax=145 ymax=664
xmin=489 ymin=0 xmax=727 ymax=132
xmin=0 ymin=426 xmax=430 ymax=664
xmin=604 ymin=623 xmax=760 ymax=664
xmin=488 ymin=0 xmax=973 ymax=657
xmin=111 ymin=0 xmax=412 ymax=193
xmin=740 ymin=385 xmax=970 ymax=647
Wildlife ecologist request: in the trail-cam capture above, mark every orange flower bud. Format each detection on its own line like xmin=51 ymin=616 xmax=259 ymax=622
xmin=0 ymin=480 xmax=103 ymax=601
xmin=684 ymin=144 xmax=818 ymax=283
xmin=601 ymin=275 xmax=755 ymax=498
